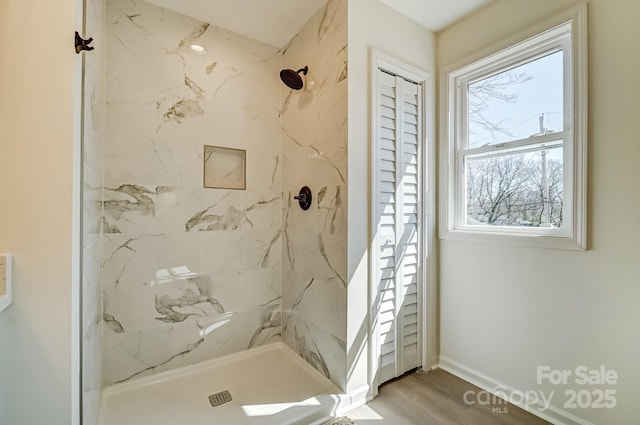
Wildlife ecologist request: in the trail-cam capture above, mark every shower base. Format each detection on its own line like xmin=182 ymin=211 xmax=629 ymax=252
xmin=99 ymin=343 xmax=347 ymax=425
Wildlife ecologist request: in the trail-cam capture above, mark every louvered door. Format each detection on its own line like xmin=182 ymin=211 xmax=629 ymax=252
xmin=375 ymin=69 xmax=423 ymax=384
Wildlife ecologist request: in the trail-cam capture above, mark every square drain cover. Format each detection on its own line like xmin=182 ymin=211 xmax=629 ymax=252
xmin=209 ymin=390 xmax=232 ymax=407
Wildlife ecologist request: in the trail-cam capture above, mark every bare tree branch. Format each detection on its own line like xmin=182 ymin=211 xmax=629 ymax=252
xmin=468 ymin=71 xmax=532 ymax=142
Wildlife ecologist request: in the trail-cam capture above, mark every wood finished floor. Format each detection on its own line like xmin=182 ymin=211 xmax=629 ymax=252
xmin=347 ymin=369 xmax=551 ymax=425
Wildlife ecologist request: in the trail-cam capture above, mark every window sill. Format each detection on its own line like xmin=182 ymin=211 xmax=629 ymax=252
xmin=439 ymin=228 xmax=586 ymax=251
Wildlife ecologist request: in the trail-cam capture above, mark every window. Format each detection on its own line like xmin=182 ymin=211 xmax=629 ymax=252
xmin=442 ymin=5 xmax=587 ymax=249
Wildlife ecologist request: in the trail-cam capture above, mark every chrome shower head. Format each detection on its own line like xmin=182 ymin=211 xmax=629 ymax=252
xmin=280 ymin=66 xmax=308 ymax=90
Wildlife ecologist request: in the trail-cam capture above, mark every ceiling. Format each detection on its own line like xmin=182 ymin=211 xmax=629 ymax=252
xmin=146 ymin=0 xmax=327 ymax=48
xmin=146 ymin=0 xmax=493 ymax=48
xmin=379 ymin=0 xmax=493 ymax=32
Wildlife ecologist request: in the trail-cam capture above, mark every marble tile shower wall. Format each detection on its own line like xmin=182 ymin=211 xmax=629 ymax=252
xmin=103 ymin=0 xmax=283 ymax=385
xmin=281 ymin=0 xmax=348 ymax=390
xmin=83 ymin=0 xmax=105 ymax=420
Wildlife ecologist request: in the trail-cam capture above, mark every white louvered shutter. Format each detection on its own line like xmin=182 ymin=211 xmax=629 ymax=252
xmin=375 ymin=69 xmax=423 ymax=384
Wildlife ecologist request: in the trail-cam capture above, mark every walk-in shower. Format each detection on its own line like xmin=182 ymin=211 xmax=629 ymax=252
xmin=87 ymin=0 xmax=351 ymax=423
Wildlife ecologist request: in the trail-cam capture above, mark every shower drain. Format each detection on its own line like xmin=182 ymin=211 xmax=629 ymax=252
xmin=209 ymin=390 xmax=232 ymax=407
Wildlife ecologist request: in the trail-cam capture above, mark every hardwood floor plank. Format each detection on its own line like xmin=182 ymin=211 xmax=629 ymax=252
xmin=347 ymin=369 xmax=551 ymax=425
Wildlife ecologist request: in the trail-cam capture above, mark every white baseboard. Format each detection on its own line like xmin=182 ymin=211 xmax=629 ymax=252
xmin=438 ymin=356 xmax=596 ymax=425
xmin=309 ymin=385 xmax=370 ymax=425
xmin=335 ymin=385 xmax=370 ymax=416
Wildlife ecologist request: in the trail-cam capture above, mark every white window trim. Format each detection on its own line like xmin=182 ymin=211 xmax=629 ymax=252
xmin=440 ymin=3 xmax=588 ymax=250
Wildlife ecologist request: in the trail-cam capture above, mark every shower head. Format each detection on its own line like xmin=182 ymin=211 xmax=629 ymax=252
xmin=280 ymin=66 xmax=308 ymax=90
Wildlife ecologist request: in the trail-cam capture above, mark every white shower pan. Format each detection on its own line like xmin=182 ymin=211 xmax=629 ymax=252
xmin=99 ymin=343 xmax=347 ymax=425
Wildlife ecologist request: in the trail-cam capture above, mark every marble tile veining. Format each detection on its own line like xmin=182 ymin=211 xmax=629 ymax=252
xmin=154 ymin=276 xmax=225 ymax=323
xmin=83 ymin=0 xmax=106 ymax=422
xmin=105 ymin=0 xmax=349 ymax=391
xmin=104 ymin=0 xmax=283 ymax=385
xmin=281 ymin=0 xmax=348 ymax=389
xmin=247 ymin=297 xmax=282 ymax=349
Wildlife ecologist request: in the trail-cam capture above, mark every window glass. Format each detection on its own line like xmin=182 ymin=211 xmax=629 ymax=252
xmin=467 ymin=51 xmax=564 ymax=148
xmin=465 ymin=144 xmax=563 ymax=227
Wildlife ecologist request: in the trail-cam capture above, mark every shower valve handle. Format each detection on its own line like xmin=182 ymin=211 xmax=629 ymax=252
xmin=294 ymin=186 xmax=312 ymax=211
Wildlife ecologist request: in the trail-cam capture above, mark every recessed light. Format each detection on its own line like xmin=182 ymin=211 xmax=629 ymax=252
xmin=190 ymin=44 xmax=205 ymax=53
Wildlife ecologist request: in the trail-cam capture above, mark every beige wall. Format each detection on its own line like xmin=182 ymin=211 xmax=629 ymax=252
xmin=0 ymin=0 xmax=81 ymax=424
xmin=437 ymin=1 xmax=640 ymax=424
xmin=348 ymin=0 xmax=436 ymax=394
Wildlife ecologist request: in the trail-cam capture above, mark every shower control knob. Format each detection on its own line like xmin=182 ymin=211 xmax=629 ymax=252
xmin=294 ymin=186 xmax=312 ymax=211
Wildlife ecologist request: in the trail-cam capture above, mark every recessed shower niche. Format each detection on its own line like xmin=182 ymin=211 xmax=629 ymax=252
xmin=203 ymin=145 xmax=247 ymax=190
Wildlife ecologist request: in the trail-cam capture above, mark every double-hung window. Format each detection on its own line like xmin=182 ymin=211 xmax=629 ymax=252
xmin=443 ymin=5 xmax=587 ymax=249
